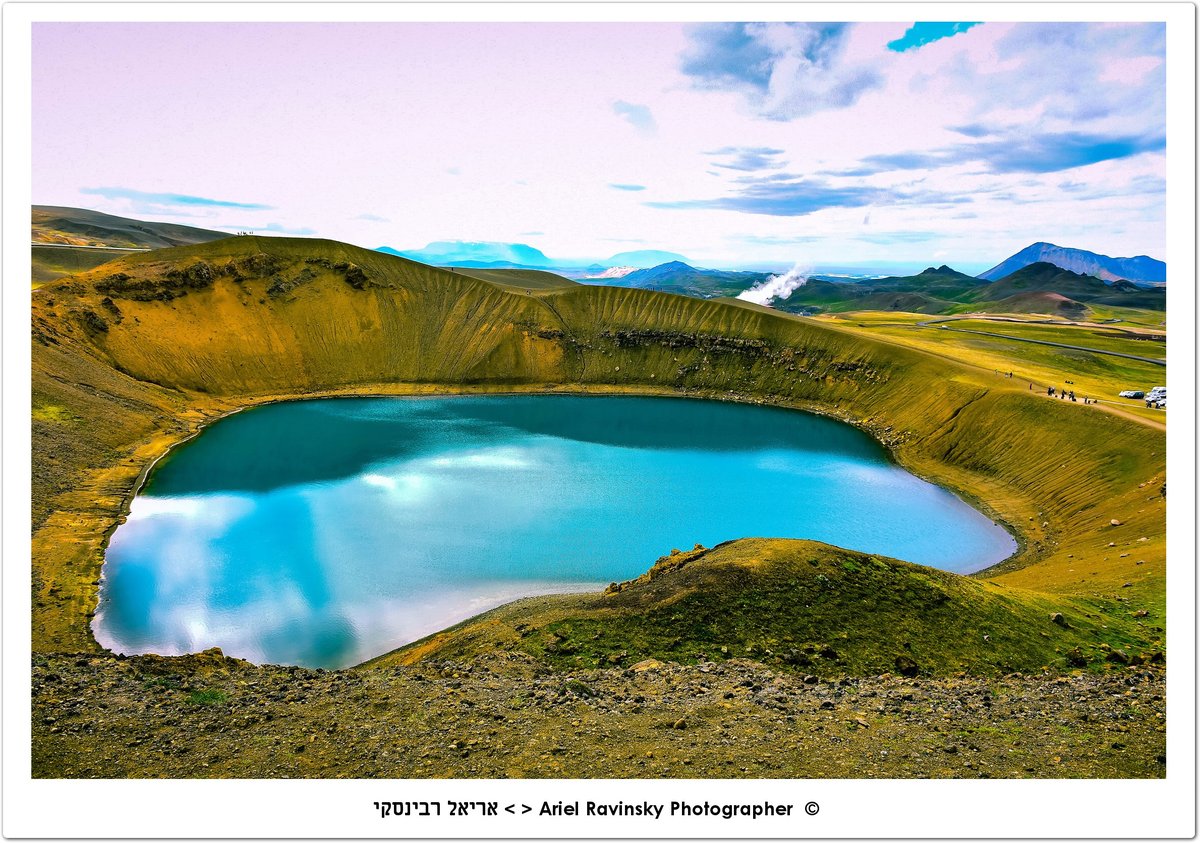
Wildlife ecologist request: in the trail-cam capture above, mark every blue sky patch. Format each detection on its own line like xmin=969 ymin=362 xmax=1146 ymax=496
xmin=80 ymin=186 xmax=271 ymax=210
xmin=826 ymin=130 xmax=1164 ymax=177
xmin=612 ymin=100 xmax=657 ymax=135
xmin=887 ymin=22 xmax=980 ymax=52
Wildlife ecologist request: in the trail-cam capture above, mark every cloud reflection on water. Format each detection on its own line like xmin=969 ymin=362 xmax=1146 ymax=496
xmin=97 ymin=397 xmax=1017 ymax=668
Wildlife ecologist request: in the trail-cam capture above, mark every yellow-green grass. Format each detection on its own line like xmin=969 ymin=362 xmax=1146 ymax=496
xmin=31 ymin=403 xmax=80 ymax=424
xmin=949 ymin=319 xmax=1164 ymax=360
xmin=32 ymin=245 xmax=140 ymax=287
xmin=817 ymin=311 xmax=1166 ymax=425
xmin=30 ymin=237 xmax=1164 ymax=668
xmin=825 ymin=308 xmax=1166 ymax=333
xmin=32 ymin=205 xmax=228 ymax=251
xmin=374 ymin=539 xmax=1162 ymax=675
xmin=1082 ymin=303 xmax=1169 ymax=329
xmin=944 ymin=302 xmax=1167 ymax=330
xmin=822 ymin=311 xmax=931 ymax=327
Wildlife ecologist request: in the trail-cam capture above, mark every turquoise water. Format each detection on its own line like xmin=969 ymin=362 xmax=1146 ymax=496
xmin=95 ymin=395 xmax=1016 ymax=668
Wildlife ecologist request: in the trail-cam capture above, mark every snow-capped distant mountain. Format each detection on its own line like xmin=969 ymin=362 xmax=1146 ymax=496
xmin=601 ymin=250 xmax=690 ymax=268
xmin=585 ymin=266 xmax=638 ymax=279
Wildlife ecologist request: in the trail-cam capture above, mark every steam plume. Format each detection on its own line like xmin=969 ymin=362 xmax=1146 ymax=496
xmin=736 ymin=262 xmax=810 ymax=306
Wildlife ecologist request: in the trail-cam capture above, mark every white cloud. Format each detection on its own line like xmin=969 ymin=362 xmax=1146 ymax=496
xmin=34 ymin=21 xmax=1166 ymax=267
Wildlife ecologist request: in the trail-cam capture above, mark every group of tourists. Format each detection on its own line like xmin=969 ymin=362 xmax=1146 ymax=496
xmin=1046 ymin=385 xmax=1093 ymax=404
xmin=1009 ymin=370 xmax=1098 ymax=406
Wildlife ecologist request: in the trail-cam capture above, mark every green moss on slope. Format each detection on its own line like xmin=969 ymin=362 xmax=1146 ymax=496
xmin=377 ymin=539 xmax=1160 ymax=675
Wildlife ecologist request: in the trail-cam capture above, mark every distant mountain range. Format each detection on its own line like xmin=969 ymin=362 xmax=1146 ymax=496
xmin=599 ymin=259 xmax=1164 ymax=319
xmin=784 ymin=261 xmax=1164 ymax=316
xmin=604 ymin=249 xmax=689 ymax=268
xmin=29 ymin=207 xmax=1166 ymax=319
xmin=585 ymin=266 xmax=639 ymax=279
xmin=377 ymin=240 xmax=690 ymax=270
xmin=772 ymin=265 xmax=988 ymax=315
xmin=377 ymin=241 xmax=554 ymax=268
xmin=600 ymin=261 xmax=769 ymax=298
xmin=969 ymin=262 xmax=1165 ymax=309
xmin=979 ymin=242 xmax=1165 ymax=285
xmin=382 ymin=239 xmax=1167 ymax=286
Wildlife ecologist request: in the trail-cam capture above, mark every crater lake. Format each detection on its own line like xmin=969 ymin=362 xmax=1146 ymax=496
xmin=95 ymin=395 xmax=1017 ymax=668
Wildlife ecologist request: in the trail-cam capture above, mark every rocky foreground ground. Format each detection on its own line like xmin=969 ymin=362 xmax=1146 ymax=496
xmin=32 ymin=650 xmax=1164 ymax=779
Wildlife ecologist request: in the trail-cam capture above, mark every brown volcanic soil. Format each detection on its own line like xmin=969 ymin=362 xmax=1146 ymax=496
xmin=32 ymin=651 xmax=1164 ymax=779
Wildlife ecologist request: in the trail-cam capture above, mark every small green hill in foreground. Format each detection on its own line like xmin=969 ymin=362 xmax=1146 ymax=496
xmin=378 ymin=539 xmax=1160 ymax=676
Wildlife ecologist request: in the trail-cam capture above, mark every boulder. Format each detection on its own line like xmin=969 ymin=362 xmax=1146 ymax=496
xmin=894 ymin=655 xmax=920 ymax=678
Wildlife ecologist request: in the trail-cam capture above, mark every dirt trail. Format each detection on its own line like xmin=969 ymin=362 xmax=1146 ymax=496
xmin=918 ymin=319 xmax=1165 ymax=365
xmin=823 ymin=321 xmax=1166 ymax=433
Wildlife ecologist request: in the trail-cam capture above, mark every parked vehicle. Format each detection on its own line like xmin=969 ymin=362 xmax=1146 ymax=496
xmin=1147 ymin=386 xmax=1166 ymax=400
xmin=1119 ymin=390 xmax=1145 ymax=399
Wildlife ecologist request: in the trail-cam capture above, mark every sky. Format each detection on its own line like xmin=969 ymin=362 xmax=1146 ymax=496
xmin=32 ymin=21 xmax=1166 ymax=270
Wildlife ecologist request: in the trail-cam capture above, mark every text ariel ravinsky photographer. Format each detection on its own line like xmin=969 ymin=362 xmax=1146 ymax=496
xmin=541 ymin=800 xmax=796 ymax=819
xmin=373 ymin=799 xmax=799 ymax=821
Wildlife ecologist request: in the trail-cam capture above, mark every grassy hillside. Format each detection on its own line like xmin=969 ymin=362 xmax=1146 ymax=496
xmin=32 ymin=244 xmax=139 ymax=287
xmin=950 ymin=319 xmax=1165 ymax=361
xmin=825 ymin=291 xmax=948 ymax=314
xmin=608 ymin=261 xmax=767 ymax=298
xmin=972 ymin=262 xmax=1114 ymax=301
xmin=966 ymin=291 xmax=1092 ymax=320
xmin=771 ymin=268 xmax=980 ymax=315
xmin=765 ymin=263 xmax=1163 ymax=318
xmin=773 ymin=278 xmax=863 ymax=309
xmin=445 ymin=266 xmax=578 ymax=290
xmin=818 ymin=312 xmax=1167 ymax=423
xmin=32 ymin=205 xmax=229 ymax=249
xmin=30 ymin=236 xmax=1165 ymax=662
xmin=377 ymin=539 xmax=1161 ymax=675
xmin=969 ymin=262 xmax=1166 ymax=311
xmin=31 ymin=206 xmax=232 ymax=288
xmin=877 ymin=265 xmax=987 ymax=294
